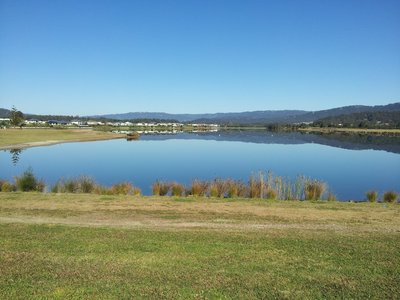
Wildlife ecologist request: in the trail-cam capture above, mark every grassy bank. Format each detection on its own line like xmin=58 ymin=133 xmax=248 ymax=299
xmin=0 ymin=128 xmax=125 ymax=149
xmin=0 ymin=193 xmax=399 ymax=299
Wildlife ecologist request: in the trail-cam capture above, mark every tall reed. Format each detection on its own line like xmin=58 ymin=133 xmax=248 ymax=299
xmin=191 ymin=180 xmax=209 ymax=197
xmin=152 ymin=181 xmax=170 ymax=196
xmin=304 ymin=180 xmax=326 ymax=201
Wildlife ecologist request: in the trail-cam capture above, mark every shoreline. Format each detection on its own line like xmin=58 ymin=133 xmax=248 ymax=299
xmin=0 ymin=135 xmax=125 ymax=150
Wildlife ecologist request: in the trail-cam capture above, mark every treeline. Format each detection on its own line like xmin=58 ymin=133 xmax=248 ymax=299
xmin=313 ymin=111 xmax=400 ymax=129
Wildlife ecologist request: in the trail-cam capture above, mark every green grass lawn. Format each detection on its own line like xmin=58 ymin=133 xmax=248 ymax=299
xmin=0 ymin=128 xmax=124 ymax=148
xmin=0 ymin=193 xmax=399 ymax=299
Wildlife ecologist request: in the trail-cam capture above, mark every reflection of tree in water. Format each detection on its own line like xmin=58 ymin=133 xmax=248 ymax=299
xmin=10 ymin=149 xmax=23 ymax=166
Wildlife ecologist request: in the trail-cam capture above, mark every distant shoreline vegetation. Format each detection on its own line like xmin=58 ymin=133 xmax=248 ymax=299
xmin=1 ymin=103 xmax=399 ymax=131
xmin=1 ymin=169 xmax=398 ymax=203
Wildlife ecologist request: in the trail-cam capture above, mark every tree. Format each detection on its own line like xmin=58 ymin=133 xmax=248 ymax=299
xmin=9 ymin=106 xmax=24 ymax=127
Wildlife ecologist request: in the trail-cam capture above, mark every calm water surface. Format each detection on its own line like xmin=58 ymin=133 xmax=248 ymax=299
xmin=1 ymin=131 xmax=399 ymax=200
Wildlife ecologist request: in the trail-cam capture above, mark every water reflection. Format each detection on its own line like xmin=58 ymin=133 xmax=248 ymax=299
xmin=9 ymin=149 xmax=23 ymax=166
xmin=139 ymin=130 xmax=400 ymax=154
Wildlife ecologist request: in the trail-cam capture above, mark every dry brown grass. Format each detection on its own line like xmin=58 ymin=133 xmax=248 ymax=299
xmin=0 ymin=193 xmax=398 ymax=233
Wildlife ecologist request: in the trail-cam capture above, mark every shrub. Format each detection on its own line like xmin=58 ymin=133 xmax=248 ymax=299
xmin=171 ymin=182 xmax=185 ymax=197
xmin=383 ymin=191 xmax=398 ymax=203
xmin=366 ymin=191 xmax=378 ymax=203
xmin=15 ymin=168 xmax=44 ymax=192
xmin=304 ymin=180 xmax=326 ymax=201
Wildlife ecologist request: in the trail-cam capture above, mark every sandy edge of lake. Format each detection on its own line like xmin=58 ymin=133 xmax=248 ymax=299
xmin=0 ymin=135 xmax=125 ymax=150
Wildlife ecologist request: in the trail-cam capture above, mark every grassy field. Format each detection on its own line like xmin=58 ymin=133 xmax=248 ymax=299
xmin=0 ymin=128 xmax=124 ymax=148
xmin=0 ymin=193 xmax=399 ymax=299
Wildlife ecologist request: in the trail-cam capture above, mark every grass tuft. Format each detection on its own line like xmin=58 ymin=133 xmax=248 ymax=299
xmin=383 ymin=191 xmax=398 ymax=203
xmin=366 ymin=190 xmax=378 ymax=203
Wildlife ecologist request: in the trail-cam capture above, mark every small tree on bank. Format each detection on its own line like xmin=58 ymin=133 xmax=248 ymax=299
xmin=10 ymin=106 xmax=24 ymax=127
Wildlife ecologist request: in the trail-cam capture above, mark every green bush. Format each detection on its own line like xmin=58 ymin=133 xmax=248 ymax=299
xmin=15 ymin=168 xmax=45 ymax=192
xmin=383 ymin=191 xmax=398 ymax=203
xmin=366 ymin=191 xmax=378 ymax=203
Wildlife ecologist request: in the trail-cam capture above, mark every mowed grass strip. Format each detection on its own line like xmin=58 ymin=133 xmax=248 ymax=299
xmin=0 ymin=193 xmax=399 ymax=299
xmin=0 ymin=128 xmax=124 ymax=148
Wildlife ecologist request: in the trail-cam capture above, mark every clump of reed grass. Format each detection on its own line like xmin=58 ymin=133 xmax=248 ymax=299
xmin=191 ymin=180 xmax=209 ymax=197
xmin=51 ymin=176 xmax=96 ymax=194
xmin=14 ymin=168 xmax=45 ymax=192
xmin=249 ymin=174 xmax=263 ymax=198
xmin=304 ymin=180 xmax=326 ymax=201
xmin=383 ymin=191 xmax=398 ymax=203
xmin=1 ymin=180 xmax=16 ymax=192
xmin=209 ymin=179 xmax=227 ymax=198
xmin=111 ymin=182 xmax=134 ymax=195
xmin=327 ymin=192 xmax=337 ymax=202
xmin=79 ymin=176 xmax=96 ymax=193
xmin=226 ymin=179 xmax=248 ymax=198
xmin=131 ymin=187 xmax=142 ymax=196
xmin=152 ymin=181 xmax=170 ymax=196
xmin=266 ymin=189 xmax=278 ymax=200
xmin=366 ymin=191 xmax=378 ymax=203
xmin=171 ymin=182 xmax=185 ymax=197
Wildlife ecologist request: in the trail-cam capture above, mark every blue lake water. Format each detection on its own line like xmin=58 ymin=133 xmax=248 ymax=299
xmin=1 ymin=131 xmax=399 ymax=200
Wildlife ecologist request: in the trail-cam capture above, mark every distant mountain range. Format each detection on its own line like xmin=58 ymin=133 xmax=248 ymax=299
xmin=1 ymin=102 xmax=399 ymax=124
xmin=92 ymin=102 xmax=400 ymax=124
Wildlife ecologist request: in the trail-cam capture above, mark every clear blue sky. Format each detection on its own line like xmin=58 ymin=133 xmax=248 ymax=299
xmin=1 ymin=0 xmax=399 ymax=115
